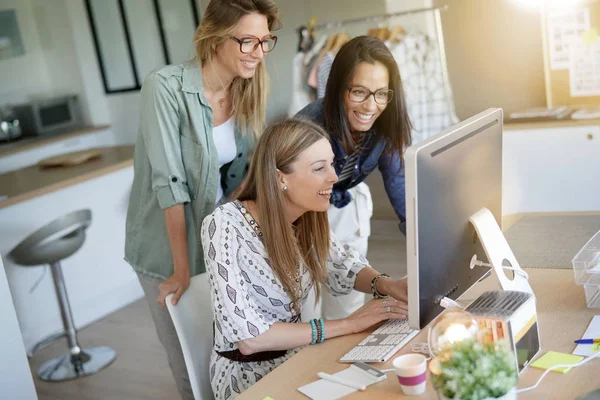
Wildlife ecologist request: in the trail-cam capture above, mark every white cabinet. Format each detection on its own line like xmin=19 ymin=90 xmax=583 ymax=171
xmin=0 ymin=128 xmax=116 ymax=174
xmin=0 ymin=257 xmax=37 ymax=400
xmin=503 ymin=123 xmax=600 ymax=215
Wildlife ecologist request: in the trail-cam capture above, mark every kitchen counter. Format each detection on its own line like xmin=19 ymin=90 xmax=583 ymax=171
xmin=504 ymin=117 xmax=600 ymax=130
xmin=0 ymin=125 xmax=111 ymax=157
xmin=0 ymin=145 xmax=133 ymax=209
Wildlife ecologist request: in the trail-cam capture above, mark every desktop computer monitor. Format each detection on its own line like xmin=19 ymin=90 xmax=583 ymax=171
xmin=405 ymin=108 xmax=504 ymax=330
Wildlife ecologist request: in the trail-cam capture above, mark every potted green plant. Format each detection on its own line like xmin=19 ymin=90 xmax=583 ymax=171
xmin=431 ymin=338 xmax=518 ymax=400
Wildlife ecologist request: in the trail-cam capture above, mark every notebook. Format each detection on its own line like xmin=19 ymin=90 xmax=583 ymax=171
xmin=297 ymin=362 xmax=387 ymax=400
xmin=573 ymin=316 xmax=600 ymax=357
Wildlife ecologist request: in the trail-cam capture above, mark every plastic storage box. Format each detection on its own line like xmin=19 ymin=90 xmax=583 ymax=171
xmin=571 ymin=230 xmax=600 ymax=308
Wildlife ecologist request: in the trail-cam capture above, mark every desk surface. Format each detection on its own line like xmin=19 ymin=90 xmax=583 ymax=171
xmin=238 ymin=264 xmax=598 ymax=399
xmin=503 ymin=117 xmax=600 ymax=131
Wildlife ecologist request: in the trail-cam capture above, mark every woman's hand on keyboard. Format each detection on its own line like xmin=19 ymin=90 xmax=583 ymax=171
xmin=343 ymin=299 xmax=408 ymax=334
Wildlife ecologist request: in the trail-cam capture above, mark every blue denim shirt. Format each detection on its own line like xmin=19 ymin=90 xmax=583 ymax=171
xmin=296 ymin=99 xmax=406 ymax=224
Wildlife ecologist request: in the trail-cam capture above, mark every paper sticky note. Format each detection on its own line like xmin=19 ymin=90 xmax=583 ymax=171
xmin=530 ymin=351 xmax=583 ymax=374
xmin=582 ymin=28 xmax=598 ymax=46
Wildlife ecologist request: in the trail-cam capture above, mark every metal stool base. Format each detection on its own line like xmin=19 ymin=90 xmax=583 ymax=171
xmin=38 ymin=346 xmax=116 ymax=382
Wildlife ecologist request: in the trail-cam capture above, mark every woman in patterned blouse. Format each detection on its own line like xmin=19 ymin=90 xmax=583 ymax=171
xmin=201 ymin=118 xmax=410 ymax=399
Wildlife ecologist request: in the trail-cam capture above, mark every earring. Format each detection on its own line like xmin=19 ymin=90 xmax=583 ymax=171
xmin=282 ymin=185 xmax=288 ymax=191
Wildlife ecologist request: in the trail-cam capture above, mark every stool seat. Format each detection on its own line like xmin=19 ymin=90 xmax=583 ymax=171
xmin=9 ymin=209 xmax=91 ymax=266
xmin=8 ymin=209 xmax=116 ymax=382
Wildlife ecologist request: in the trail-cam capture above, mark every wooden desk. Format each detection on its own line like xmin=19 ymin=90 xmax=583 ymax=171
xmin=238 ymin=268 xmax=598 ymax=399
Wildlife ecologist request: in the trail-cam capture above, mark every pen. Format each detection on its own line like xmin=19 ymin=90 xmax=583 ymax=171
xmin=317 ymin=372 xmax=367 ymax=391
xmin=574 ymin=338 xmax=600 ymax=344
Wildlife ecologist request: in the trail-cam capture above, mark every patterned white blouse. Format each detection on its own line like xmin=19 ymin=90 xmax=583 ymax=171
xmin=201 ymin=200 xmax=369 ymax=399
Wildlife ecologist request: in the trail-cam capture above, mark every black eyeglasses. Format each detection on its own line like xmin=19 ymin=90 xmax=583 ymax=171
xmin=229 ymin=35 xmax=278 ymax=54
xmin=347 ymin=86 xmax=394 ymax=105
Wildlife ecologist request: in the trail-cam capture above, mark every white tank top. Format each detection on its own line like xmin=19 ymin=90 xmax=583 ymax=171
xmin=212 ymin=117 xmax=236 ymax=202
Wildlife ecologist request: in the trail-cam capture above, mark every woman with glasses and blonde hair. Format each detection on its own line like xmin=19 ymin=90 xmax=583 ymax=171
xmin=297 ymin=36 xmax=412 ymax=321
xmin=125 ymin=1 xmax=280 ymax=398
xmin=201 ymin=118 xmax=409 ymax=399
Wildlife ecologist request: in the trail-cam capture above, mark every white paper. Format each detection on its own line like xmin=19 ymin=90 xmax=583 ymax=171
xmin=297 ymin=366 xmax=386 ymax=400
xmin=547 ymin=8 xmax=590 ymax=70
xmin=569 ymin=37 xmax=600 ymax=97
xmin=573 ymin=315 xmax=600 ymax=357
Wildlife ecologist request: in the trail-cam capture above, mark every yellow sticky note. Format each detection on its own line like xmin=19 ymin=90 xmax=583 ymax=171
xmin=583 ymin=28 xmax=598 ymax=46
xmin=262 ymin=397 xmax=275 ymax=400
xmin=530 ymin=351 xmax=583 ymax=374
xmin=593 ymin=343 xmax=600 ymax=353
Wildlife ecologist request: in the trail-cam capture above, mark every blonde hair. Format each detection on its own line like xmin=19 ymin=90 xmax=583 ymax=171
xmin=237 ymin=118 xmax=331 ymax=312
xmin=193 ymin=0 xmax=281 ymax=138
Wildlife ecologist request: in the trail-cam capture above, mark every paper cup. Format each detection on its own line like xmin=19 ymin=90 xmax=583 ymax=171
xmin=393 ymin=354 xmax=427 ymax=395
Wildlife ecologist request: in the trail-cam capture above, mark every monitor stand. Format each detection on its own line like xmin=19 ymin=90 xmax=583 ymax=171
xmin=469 ymin=208 xmax=534 ymax=295
xmin=469 ymin=208 xmax=540 ymax=374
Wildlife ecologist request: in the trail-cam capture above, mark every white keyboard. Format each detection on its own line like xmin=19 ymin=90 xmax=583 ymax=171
xmin=339 ymin=318 xmax=420 ymax=363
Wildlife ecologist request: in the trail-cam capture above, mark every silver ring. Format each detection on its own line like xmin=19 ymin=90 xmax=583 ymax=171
xmin=386 ymin=306 xmax=391 ymax=313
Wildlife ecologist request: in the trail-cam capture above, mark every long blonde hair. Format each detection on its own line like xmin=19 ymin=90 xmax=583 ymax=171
xmin=237 ymin=118 xmax=331 ymax=311
xmin=193 ymin=0 xmax=281 ymax=138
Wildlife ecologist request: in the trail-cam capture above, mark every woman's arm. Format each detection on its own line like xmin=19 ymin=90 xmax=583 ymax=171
xmin=237 ymin=319 xmax=350 ymax=355
xmin=237 ymin=299 xmax=407 ymax=355
xmin=378 ymin=151 xmax=406 ymax=223
xmin=325 ymin=235 xmax=408 ymax=302
xmin=156 ymin=204 xmax=191 ymax=307
xmin=353 ymin=267 xmax=408 ymax=303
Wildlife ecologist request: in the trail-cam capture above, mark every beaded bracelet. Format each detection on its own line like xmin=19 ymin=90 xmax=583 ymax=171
xmin=371 ymin=273 xmax=391 ymax=299
xmin=309 ymin=318 xmax=326 ymax=345
xmin=317 ymin=318 xmax=325 ymax=343
xmin=309 ymin=319 xmax=317 ymax=345
xmin=315 ymin=319 xmax=322 ymax=344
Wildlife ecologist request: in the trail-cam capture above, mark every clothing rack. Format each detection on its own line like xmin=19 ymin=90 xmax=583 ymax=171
xmin=308 ymin=5 xmax=448 ymax=31
xmin=300 ymin=5 xmax=453 ymax=120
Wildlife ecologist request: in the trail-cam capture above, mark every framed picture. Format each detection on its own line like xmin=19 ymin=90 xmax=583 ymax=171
xmin=85 ymin=0 xmax=200 ymax=94
xmin=0 ymin=10 xmax=25 ymax=60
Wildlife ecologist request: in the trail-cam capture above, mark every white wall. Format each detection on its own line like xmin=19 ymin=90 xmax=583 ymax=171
xmin=29 ymin=0 xmax=85 ymax=97
xmin=386 ymin=0 xmax=435 ymax=36
xmin=64 ymin=0 xmax=112 ymax=128
xmin=0 ymin=0 xmax=89 ymax=121
xmin=105 ymin=92 xmax=141 ymax=144
xmin=0 ymin=0 xmax=51 ymax=105
xmin=0 ymin=257 xmax=37 ymax=400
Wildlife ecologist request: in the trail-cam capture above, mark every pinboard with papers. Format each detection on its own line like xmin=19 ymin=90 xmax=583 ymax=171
xmin=541 ymin=1 xmax=600 ymax=107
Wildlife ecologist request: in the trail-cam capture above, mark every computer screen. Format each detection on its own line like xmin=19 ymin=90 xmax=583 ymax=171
xmin=405 ymin=108 xmax=504 ymax=330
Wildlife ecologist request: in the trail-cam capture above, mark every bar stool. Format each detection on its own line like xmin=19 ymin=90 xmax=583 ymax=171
xmin=8 ymin=209 xmax=117 ymax=381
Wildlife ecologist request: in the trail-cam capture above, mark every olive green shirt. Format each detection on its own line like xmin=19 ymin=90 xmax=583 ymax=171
xmin=125 ymin=59 xmax=248 ymax=280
